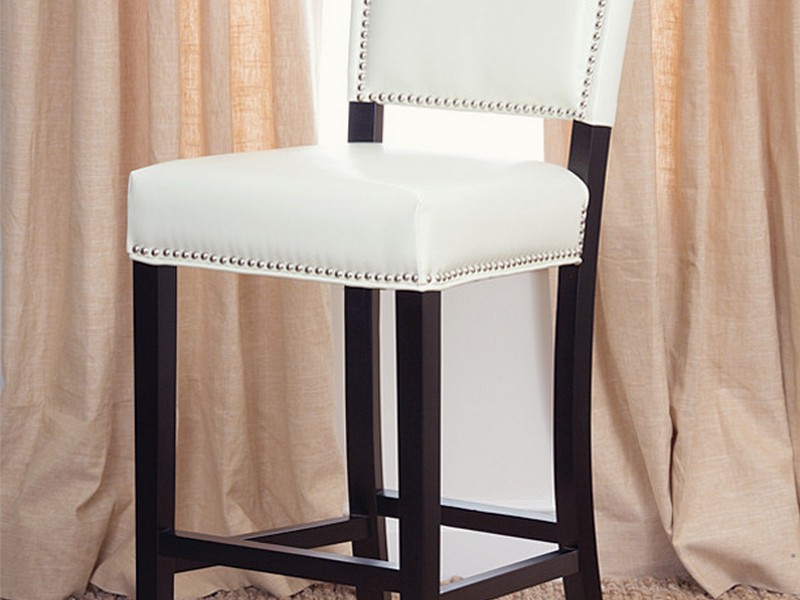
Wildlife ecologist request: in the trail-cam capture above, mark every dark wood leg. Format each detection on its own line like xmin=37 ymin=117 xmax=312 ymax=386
xmin=346 ymin=100 xmax=388 ymax=599
xmin=395 ymin=291 xmax=442 ymax=599
xmin=345 ymin=287 xmax=391 ymax=600
xmin=554 ymin=266 xmax=601 ymax=600
xmin=134 ymin=262 xmax=177 ymax=600
xmin=554 ymin=122 xmax=612 ymax=600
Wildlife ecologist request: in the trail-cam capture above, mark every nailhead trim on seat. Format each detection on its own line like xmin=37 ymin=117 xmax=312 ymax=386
xmin=130 ymin=244 xmax=584 ymax=288
xmin=131 ymin=202 xmax=587 ymax=287
xmin=355 ymin=0 xmax=608 ymax=121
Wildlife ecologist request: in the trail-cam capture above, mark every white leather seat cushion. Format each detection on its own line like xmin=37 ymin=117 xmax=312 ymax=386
xmin=128 ymin=144 xmax=588 ymax=291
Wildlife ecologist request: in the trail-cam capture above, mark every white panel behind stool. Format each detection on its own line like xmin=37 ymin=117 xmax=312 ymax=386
xmin=330 ymin=269 xmax=557 ymax=580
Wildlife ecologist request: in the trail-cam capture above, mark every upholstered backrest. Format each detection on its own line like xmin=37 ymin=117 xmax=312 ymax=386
xmin=348 ymin=0 xmax=633 ymax=127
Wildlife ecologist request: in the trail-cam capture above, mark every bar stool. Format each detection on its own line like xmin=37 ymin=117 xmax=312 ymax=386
xmin=129 ymin=1 xmax=634 ymax=598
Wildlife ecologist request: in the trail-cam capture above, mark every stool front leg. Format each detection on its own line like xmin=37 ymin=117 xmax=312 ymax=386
xmin=133 ymin=263 xmax=178 ymax=599
xmin=396 ymin=291 xmax=442 ymax=599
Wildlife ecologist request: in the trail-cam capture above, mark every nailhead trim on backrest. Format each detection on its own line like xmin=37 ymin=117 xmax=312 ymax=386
xmin=354 ymin=0 xmax=609 ymax=121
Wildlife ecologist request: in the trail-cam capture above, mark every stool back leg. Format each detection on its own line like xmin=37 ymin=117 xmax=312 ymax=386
xmin=554 ymin=122 xmax=612 ymax=600
xmin=396 ymin=291 xmax=442 ymax=598
xmin=133 ymin=263 xmax=178 ymax=599
xmin=346 ymin=100 xmax=390 ymax=600
xmin=345 ymin=287 xmax=391 ymax=600
xmin=554 ymin=265 xmax=601 ymax=600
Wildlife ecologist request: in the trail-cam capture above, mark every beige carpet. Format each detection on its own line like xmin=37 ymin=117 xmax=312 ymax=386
xmin=72 ymin=578 xmax=800 ymax=600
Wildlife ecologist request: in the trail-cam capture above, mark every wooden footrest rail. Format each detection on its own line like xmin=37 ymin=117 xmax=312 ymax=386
xmin=238 ymin=515 xmax=371 ymax=548
xmin=377 ymin=489 xmax=560 ymax=543
xmin=161 ymin=493 xmax=574 ymax=598
xmin=163 ymin=530 xmax=577 ymax=598
xmin=164 ymin=530 xmax=402 ymax=590
xmin=440 ymin=550 xmax=578 ymax=600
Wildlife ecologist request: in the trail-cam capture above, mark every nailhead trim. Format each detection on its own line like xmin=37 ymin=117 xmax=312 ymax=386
xmin=355 ymin=0 xmax=608 ymax=121
xmin=130 ymin=243 xmax=584 ymax=288
xmin=580 ymin=0 xmax=608 ymax=114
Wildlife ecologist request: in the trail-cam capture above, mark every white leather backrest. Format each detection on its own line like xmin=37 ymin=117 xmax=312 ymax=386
xmin=348 ymin=0 xmax=633 ymax=126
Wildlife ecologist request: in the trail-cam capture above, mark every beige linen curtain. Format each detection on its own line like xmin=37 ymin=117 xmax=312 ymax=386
xmin=546 ymin=0 xmax=800 ymax=596
xmin=0 ymin=2 xmax=344 ymax=599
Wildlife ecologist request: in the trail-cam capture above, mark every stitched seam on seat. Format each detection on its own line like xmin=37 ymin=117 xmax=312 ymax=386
xmin=354 ymin=0 xmax=609 ymax=121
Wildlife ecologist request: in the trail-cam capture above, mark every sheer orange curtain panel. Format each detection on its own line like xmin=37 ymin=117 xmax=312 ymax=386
xmin=545 ymin=0 xmax=800 ymax=595
xmin=0 ymin=2 xmax=342 ymax=599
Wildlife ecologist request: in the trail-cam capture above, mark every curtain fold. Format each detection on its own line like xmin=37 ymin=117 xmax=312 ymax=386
xmin=546 ymin=0 xmax=800 ymax=595
xmin=0 ymin=2 xmax=341 ymax=599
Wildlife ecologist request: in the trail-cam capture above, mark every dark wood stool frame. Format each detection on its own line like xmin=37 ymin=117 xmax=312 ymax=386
xmin=133 ymin=102 xmax=612 ymax=600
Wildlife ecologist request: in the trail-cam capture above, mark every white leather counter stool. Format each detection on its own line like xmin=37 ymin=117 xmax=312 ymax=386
xmin=129 ymin=1 xmax=633 ymax=598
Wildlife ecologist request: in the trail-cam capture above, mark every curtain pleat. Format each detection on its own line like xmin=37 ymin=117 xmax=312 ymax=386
xmin=0 ymin=2 xmax=342 ymax=599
